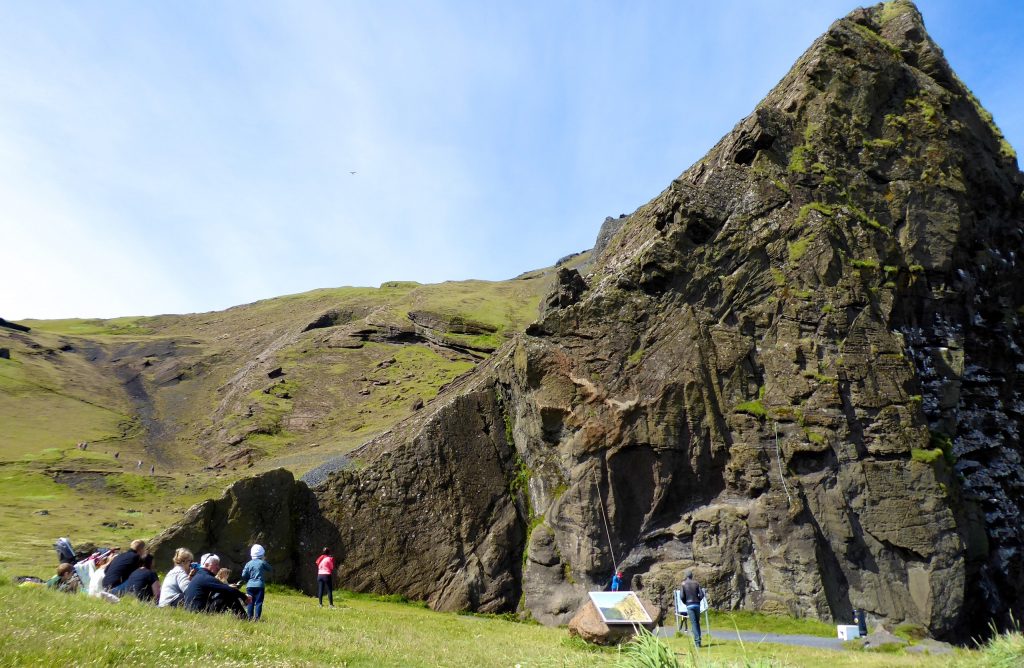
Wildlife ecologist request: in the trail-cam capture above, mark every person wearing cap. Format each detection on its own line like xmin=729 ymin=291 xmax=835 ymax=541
xmin=182 ymin=553 xmax=250 ymax=616
xmin=158 ymin=547 xmax=194 ymax=608
xmin=239 ymin=543 xmax=273 ymax=621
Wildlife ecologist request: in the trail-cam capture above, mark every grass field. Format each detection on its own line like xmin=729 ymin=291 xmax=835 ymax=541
xmin=1 ymin=573 xmax=1020 ymax=667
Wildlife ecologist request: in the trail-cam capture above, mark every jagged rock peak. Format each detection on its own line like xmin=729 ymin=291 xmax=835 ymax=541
xmin=159 ymin=1 xmax=1024 ymax=641
xmin=578 ymin=0 xmax=1020 ymax=303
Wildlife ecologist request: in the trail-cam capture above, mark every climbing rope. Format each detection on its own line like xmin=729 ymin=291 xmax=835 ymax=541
xmin=774 ymin=422 xmax=793 ymax=506
xmin=596 ymin=480 xmax=618 ymax=573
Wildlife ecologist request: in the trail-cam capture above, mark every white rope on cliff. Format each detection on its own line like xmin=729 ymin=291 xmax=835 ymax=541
xmin=596 ymin=480 xmax=618 ymax=573
xmin=774 ymin=422 xmax=793 ymax=506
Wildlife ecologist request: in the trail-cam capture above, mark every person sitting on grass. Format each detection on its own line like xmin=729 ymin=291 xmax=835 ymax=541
xmin=102 ymin=539 xmax=147 ymax=590
xmin=183 ymin=554 xmax=250 ymax=617
xmin=216 ymin=568 xmax=232 ymax=584
xmin=158 ymin=547 xmax=193 ymax=608
xmin=111 ymin=554 xmax=160 ymax=602
xmin=239 ymin=543 xmax=272 ymax=621
xmin=46 ymin=563 xmax=82 ymax=594
xmin=88 ymin=550 xmax=118 ymax=597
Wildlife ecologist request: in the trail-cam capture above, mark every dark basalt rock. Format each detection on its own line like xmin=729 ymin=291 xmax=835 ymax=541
xmin=156 ymin=1 xmax=1024 ymax=641
xmin=149 ymin=469 xmax=340 ymax=591
xmin=0 ymin=318 xmax=30 ymax=333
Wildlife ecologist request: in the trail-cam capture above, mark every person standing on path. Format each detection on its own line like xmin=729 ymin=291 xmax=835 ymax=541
xmin=239 ymin=544 xmax=272 ymax=621
xmin=316 ymin=547 xmax=335 ymax=607
xmin=681 ymin=571 xmax=705 ymax=648
xmin=610 ymin=571 xmax=623 ymax=591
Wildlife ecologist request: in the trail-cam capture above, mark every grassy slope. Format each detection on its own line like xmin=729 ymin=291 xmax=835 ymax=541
xmin=1 ymin=264 xmax=584 ymax=574
xmin=2 ymin=576 xmax=1014 ymax=667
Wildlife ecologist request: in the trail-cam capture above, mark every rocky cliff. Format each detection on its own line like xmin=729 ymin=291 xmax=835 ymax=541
xmin=158 ymin=1 xmax=1024 ymax=640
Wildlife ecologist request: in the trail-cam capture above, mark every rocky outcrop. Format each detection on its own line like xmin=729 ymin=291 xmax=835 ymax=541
xmin=0 ymin=318 xmax=30 ymax=333
xmin=307 ymin=1 xmax=1024 ymax=640
xmin=149 ymin=469 xmax=339 ymax=589
xmin=315 ymin=380 xmax=524 ymax=612
xmin=155 ymin=1 xmax=1023 ymax=641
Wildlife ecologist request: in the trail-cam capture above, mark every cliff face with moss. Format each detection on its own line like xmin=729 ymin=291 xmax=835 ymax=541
xmin=154 ymin=1 xmax=1023 ymax=640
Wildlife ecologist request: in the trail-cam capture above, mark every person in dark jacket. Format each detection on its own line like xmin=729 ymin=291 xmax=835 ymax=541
xmin=183 ymin=554 xmax=250 ymax=616
xmin=681 ymin=571 xmax=705 ymax=647
xmin=111 ymin=554 xmax=159 ymax=601
xmin=102 ymin=539 xmax=147 ymax=590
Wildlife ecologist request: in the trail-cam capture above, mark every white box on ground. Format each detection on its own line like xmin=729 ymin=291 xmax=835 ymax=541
xmin=837 ymin=625 xmax=861 ymax=640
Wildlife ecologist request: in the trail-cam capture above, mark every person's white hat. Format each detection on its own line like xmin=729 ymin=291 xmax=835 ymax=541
xmin=251 ymin=544 xmax=265 ymax=559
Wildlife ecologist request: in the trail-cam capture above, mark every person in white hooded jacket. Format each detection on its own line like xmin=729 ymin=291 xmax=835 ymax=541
xmin=158 ymin=547 xmax=194 ymax=607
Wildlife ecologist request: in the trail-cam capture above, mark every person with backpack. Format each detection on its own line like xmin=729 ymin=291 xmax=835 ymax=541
xmin=610 ymin=571 xmax=623 ymax=591
xmin=316 ymin=547 xmax=335 ymax=607
xmin=681 ymin=571 xmax=705 ymax=647
xmin=239 ymin=543 xmax=272 ymax=621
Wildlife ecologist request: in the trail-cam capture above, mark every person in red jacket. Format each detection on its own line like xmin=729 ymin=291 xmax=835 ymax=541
xmin=316 ymin=547 xmax=335 ymax=607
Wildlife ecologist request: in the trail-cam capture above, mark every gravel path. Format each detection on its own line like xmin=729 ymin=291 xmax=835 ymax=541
xmin=655 ymin=626 xmax=844 ymax=651
xmin=300 ymin=454 xmax=351 ymax=488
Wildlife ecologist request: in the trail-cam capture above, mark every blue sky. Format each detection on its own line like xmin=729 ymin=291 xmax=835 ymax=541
xmin=2 ymin=1 xmax=1022 ymax=320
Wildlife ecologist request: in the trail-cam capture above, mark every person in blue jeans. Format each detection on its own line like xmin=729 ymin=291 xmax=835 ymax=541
xmin=239 ymin=544 xmax=273 ymax=621
xmin=681 ymin=571 xmax=705 ymax=647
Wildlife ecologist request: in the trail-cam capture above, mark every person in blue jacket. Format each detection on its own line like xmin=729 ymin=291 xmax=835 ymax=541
xmin=239 ymin=544 xmax=272 ymax=621
xmin=610 ymin=571 xmax=624 ymax=591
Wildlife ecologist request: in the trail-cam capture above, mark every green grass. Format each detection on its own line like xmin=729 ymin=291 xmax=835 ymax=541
xmin=105 ymin=472 xmax=160 ymax=499
xmin=0 ymin=575 xmax=994 ymax=667
xmin=796 ymin=202 xmax=834 ymax=226
xmin=851 ymin=22 xmax=901 ymax=57
xmin=0 ymin=576 xmax=618 ymax=667
xmin=863 ymin=138 xmax=897 ymax=150
xmin=18 ymin=317 xmax=154 ymax=336
xmin=788 ymin=145 xmax=811 ymax=174
xmin=734 ymin=400 xmax=767 ymax=419
xmin=911 ymin=448 xmax=944 ymax=464
xmin=787 ymin=234 xmax=815 ymax=263
xmin=879 ymin=1 xmax=915 ymax=24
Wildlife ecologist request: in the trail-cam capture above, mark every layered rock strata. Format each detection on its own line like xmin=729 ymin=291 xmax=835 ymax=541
xmin=158 ymin=1 xmax=1024 ymax=640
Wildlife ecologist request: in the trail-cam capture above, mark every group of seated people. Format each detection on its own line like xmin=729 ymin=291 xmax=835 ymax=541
xmin=49 ymin=538 xmax=261 ymax=618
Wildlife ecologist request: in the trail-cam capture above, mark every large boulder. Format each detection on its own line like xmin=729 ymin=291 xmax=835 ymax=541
xmin=149 ymin=469 xmax=338 ymax=587
xmin=314 ymin=383 xmax=524 ymax=612
xmin=567 ymin=597 xmax=661 ymax=645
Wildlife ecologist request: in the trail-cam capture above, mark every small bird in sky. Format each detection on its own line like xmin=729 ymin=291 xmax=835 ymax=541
xmin=349 ymin=171 xmax=357 ymax=175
